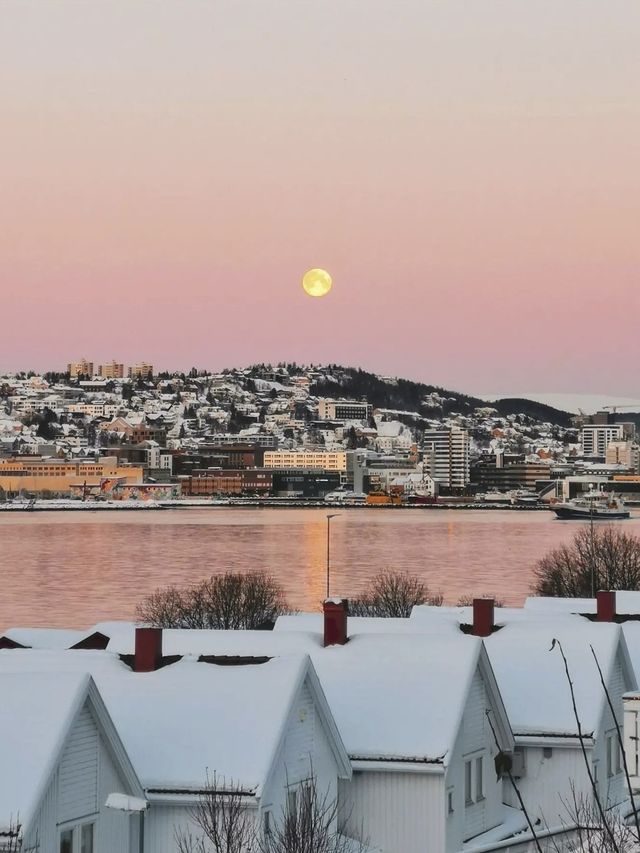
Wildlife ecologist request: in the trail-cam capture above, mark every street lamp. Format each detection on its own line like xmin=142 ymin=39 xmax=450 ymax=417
xmin=326 ymin=513 xmax=340 ymax=598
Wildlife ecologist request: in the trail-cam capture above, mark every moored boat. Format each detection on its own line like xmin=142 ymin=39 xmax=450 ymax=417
xmin=551 ymin=491 xmax=630 ymax=520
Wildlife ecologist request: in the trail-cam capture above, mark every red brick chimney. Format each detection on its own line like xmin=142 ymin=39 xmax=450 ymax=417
xmin=596 ymin=590 xmax=616 ymax=622
xmin=323 ymin=599 xmax=348 ymax=647
xmin=134 ymin=627 xmax=163 ymax=672
xmin=472 ymin=598 xmax=495 ymax=637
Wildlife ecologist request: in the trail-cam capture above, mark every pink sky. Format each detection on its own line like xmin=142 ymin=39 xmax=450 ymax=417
xmin=1 ymin=0 xmax=639 ymax=396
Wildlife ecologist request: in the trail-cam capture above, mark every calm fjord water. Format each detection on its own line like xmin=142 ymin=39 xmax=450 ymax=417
xmin=1 ymin=508 xmax=638 ymax=631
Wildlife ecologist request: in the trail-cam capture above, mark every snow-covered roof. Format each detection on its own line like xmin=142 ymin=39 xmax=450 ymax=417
xmin=0 ymin=671 xmax=90 ymax=831
xmin=0 ymin=650 xmax=322 ymax=795
xmin=485 ymin=621 xmax=633 ymax=737
xmin=98 ymin=627 xmax=486 ymax=765
xmin=1 ymin=628 xmax=91 ymax=649
xmin=525 ymin=593 xmax=640 ymax=616
xmin=98 ymin=655 xmax=309 ymax=793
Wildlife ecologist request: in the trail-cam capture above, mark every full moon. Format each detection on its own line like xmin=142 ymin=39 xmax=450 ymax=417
xmin=302 ymin=268 xmax=332 ymax=298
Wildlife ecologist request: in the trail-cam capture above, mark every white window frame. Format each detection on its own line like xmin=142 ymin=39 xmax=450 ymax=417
xmin=464 ymin=759 xmax=473 ymax=805
xmin=447 ymin=787 xmax=455 ymax=815
xmin=464 ymin=751 xmax=486 ymax=807
xmin=475 ymin=755 xmax=485 ymax=801
xmin=58 ymin=820 xmax=96 ymax=853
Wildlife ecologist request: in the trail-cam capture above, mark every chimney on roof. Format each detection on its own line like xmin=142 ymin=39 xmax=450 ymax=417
xmin=596 ymin=590 xmax=616 ymax=623
xmin=323 ymin=599 xmax=348 ymax=647
xmin=134 ymin=627 xmax=163 ymax=672
xmin=472 ymin=598 xmax=495 ymax=637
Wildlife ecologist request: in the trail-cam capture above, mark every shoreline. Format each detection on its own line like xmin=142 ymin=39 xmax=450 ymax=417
xmin=0 ymin=499 xmax=554 ymax=512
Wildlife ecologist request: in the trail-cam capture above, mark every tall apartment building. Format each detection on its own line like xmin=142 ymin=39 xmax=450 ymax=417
xmin=318 ymin=399 xmax=373 ymax=421
xmin=128 ymin=362 xmax=154 ymax=379
xmin=422 ymin=425 xmax=470 ymax=490
xmin=581 ymin=424 xmax=625 ymax=457
xmin=67 ymin=359 xmax=94 ymax=378
xmin=98 ymin=361 xmax=125 ymax=379
xmin=263 ymin=450 xmax=347 ymax=471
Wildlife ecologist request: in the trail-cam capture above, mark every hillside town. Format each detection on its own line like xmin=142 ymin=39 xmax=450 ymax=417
xmin=0 ymin=361 xmax=639 ymax=508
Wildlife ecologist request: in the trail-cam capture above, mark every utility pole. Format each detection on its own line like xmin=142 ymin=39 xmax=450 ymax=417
xmin=326 ymin=513 xmax=340 ymax=598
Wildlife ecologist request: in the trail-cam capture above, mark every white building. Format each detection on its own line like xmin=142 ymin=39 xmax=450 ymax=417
xmin=0 ymin=639 xmax=352 ymax=853
xmin=581 ymin=424 xmax=625 ymax=457
xmin=422 ymin=425 xmax=470 ymax=490
xmin=0 ymin=670 xmax=144 ymax=853
xmin=318 ymin=400 xmax=373 ymax=422
xmin=102 ymin=614 xmax=518 ymax=853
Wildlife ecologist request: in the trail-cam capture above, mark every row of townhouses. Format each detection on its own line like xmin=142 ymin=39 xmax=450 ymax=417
xmin=3 ymin=591 xmax=640 ymax=852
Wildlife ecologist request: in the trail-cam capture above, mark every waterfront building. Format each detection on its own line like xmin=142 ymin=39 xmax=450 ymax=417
xmin=264 ymin=450 xmax=347 ymax=471
xmin=318 ymin=399 xmax=373 ymax=421
xmin=67 ymin=358 xmax=94 ymax=378
xmin=471 ymin=455 xmax=552 ymax=491
xmin=0 ymin=456 xmax=143 ymax=496
xmin=98 ymin=361 xmax=126 ymax=379
xmin=422 ymin=425 xmax=470 ymax=491
xmin=128 ymin=362 xmax=154 ymax=380
xmin=182 ymin=468 xmax=273 ymax=496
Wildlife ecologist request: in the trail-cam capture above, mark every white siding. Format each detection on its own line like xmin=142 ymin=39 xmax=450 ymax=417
xmin=145 ymin=805 xmax=205 ymax=853
xmin=598 ymin=650 xmax=627 ymax=807
xmin=145 ymin=803 xmax=258 ymax=853
xmin=264 ymin=681 xmax=339 ymax=834
xmin=281 ymin=682 xmax=316 ymax=785
xmin=504 ymin=744 xmax=591 ymax=826
xmin=59 ymin=706 xmax=98 ymax=822
xmin=22 ymin=699 xmax=135 ymax=853
xmin=339 ymin=770 xmax=445 ymax=853
xmin=23 ymin=777 xmax=58 ymax=853
xmin=454 ymin=669 xmax=502 ymax=846
xmin=97 ymin=736 xmax=135 ymax=853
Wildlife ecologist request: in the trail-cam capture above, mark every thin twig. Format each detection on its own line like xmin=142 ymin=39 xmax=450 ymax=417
xmin=551 ymin=639 xmax=618 ymax=851
xmin=590 ymin=643 xmax=640 ymax=843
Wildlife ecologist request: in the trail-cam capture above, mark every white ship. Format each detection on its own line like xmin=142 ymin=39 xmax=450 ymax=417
xmin=551 ymin=491 xmax=630 ymax=520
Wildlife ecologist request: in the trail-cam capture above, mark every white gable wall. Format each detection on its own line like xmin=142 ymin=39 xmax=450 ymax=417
xmin=22 ymin=699 xmax=134 ymax=853
xmin=150 ymin=677 xmax=344 ymax=853
xmin=339 ymin=769 xmax=445 ymax=853
xmin=262 ymin=680 xmax=341 ymax=836
xmin=504 ymin=743 xmax=591 ymax=827
xmin=505 ymin=648 xmax=632 ymax=826
xmin=144 ymin=804 xmax=211 ymax=853
xmin=446 ymin=668 xmax=503 ymax=851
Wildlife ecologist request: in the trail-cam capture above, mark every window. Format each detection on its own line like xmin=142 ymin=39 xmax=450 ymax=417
xmin=287 ymin=789 xmax=298 ymax=816
xmin=606 ymin=733 xmax=622 ymax=778
xmin=263 ymin=810 xmax=272 ymax=836
xmin=80 ymin=824 xmax=93 ymax=853
xmin=465 ymin=753 xmax=486 ymax=807
xmin=447 ymin=788 xmax=454 ymax=815
xmin=465 ymin=760 xmax=473 ymax=805
xmin=476 ymin=756 xmax=484 ymax=801
xmin=59 ymin=822 xmax=94 ymax=853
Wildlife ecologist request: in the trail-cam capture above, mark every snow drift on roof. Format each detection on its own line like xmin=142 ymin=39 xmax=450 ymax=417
xmin=485 ymin=621 xmax=627 ymax=736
